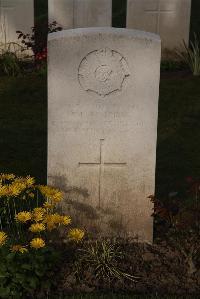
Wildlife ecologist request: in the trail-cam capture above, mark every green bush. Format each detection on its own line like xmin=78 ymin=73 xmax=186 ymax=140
xmin=0 ymin=173 xmax=84 ymax=298
xmin=0 ymin=246 xmax=60 ymax=298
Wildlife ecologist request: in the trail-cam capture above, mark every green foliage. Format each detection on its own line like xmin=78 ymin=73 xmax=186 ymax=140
xmin=76 ymin=240 xmax=138 ymax=284
xmin=176 ymin=34 xmax=200 ymax=76
xmin=0 ymin=51 xmax=21 ymax=76
xmin=160 ymin=60 xmax=187 ymax=72
xmin=0 ymin=245 xmax=60 ymax=298
xmin=17 ymin=21 xmax=62 ymax=56
xmin=0 ymin=174 xmax=84 ymax=298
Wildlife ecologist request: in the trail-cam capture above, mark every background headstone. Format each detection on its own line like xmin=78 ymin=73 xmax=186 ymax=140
xmin=49 ymin=0 xmax=112 ymax=29
xmin=0 ymin=0 xmax=34 ymax=53
xmin=48 ymin=28 xmax=161 ymax=242
xmin=126 ymin=0 xmax=191 ymax=51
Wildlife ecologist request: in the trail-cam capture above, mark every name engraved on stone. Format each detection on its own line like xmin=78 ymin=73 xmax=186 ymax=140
xmin=78 ymin=48 xmax=130 ymax=97
xmin=79 ymin=139 xmax=127 ymax=206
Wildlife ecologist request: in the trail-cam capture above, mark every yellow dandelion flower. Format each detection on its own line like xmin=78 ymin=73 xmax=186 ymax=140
xmin=0 ymin=231 xmax=8 ymax=246
xmin=10 ymin=185 xmax=22 ymax=196
xmin=46 ymin=221 xmax=56 ymax=231
xmin=30 ymin=238 xmax=45 ymax=249
xmin=52 ymin=213 xmax=63 ymax=224
xmin=6 ymin=181 xmax=27 ymax=197
xmin=15 ymin=211 xmax=32 ymax=223
xmin=0 ymin=185 xmax=9 ymax=197
xmin=33 ymin=207 xmax=45 ymax=214
xmin=26 ymin=175 xmax=35 ymax=187
xmin=0 ymin=173 xmax=15 ymax=181
xmin=0 ymin=175 xmax=31 ymax=197
xmin=43 ymin=213 xmax=62 ymax=231
xmin=11 ymin=245 xmax=28 ymax=253
xmin=39 ymin=185 xmax=63 ymax=203
xmin=45 ymin=213 xmax=62 ymax=224
xmin=29 ymin=223 xmax=45 ymax=233
xmin=43 ymin=201 xmax=55 ymax=210
xmin=68 ymin=228 xmax=85 ymax=242
xmin=61 ymin=216 xmax=71 ymax=226
xmin=52 ymin=191 xmax=63 ymax=203
xmin=32 ymin=207 xmax=45 ymax=222
xmin=33 ymin=211 xmax=44 ymax=222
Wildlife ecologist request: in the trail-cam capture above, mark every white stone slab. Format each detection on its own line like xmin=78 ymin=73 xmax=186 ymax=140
xmin=0 ymin=0 xmax=34 ymax=53
xmin=48 ymin=28 xmax=161 ymax=242
xmin=48 ymin=0 xmax=112 ymax=29
xmin=127 ymin=0 xmax=191 ymax=51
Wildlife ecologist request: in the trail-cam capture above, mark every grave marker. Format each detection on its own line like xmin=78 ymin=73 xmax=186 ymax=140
xmin=49 ymin=0 xmax=112 ymax=29
xmin=0 ymin=0 xmax=34 ymax=52
xmin=127 ymin=0 xmax=191 ymax=51
xmin=48 ymin=28 xmax=161 ymax=242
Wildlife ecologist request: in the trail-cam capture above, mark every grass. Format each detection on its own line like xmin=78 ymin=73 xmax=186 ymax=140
xmin=0 ymin=73 xmax=47 ymax=184
xmin=156 ymin=73 xmax=200 ymax=196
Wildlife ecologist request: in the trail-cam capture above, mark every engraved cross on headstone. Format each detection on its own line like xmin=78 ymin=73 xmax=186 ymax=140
xmin=145 ymin=0 xmax=174 ymax=33
xmin=79 ymin=139 xmax=127 ymax=206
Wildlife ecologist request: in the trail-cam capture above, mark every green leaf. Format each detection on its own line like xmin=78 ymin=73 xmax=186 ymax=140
xmin=0 ymin=287 xmax=10 ymax=298
xmin=27 ymin=277 xmax=38 ymax=289
xmin=21 ymin=264 xmax=32 ymax=270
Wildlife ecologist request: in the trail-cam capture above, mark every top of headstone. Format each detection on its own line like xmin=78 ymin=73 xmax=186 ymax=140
xmin=48 ymin=27 xmax=161 ymax=43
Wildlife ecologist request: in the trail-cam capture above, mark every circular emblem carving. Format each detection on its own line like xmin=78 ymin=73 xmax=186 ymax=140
xmin=78 ymin=48 xmax=130 ymax=97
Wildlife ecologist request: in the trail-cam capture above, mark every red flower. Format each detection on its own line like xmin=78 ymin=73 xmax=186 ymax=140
xmin=185 ymin=176 xmax=193 ymax=184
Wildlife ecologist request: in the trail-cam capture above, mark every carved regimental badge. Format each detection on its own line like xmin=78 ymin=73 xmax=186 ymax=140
xmin=78 ymin=48 xmax=130 ymax=97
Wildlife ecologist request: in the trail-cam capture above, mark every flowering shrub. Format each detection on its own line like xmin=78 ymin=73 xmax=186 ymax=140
xmin=16 ymin=21 xmax=62 ymax=61
xmin=0 ymin=173 xmax=84 ymax=298
xmin=35 ymin=47 xmax=47 ymax=63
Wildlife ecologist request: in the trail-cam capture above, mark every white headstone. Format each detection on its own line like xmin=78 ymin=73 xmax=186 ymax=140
xmin=48 ymin=0 xmax=112 ymax=29
xmin=0 ymin=0 xmax=34 ymax=53
xmin=127 ymin=0 xmax=191 ymax=51
xmin=48 ymin=28 xmax=161 ymax=242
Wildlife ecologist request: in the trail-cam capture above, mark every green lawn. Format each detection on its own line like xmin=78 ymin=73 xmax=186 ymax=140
xmin=156 ymin=73 xmax=200 ymax=197
xmin=0 ymin=74 xmax=47 ymax=184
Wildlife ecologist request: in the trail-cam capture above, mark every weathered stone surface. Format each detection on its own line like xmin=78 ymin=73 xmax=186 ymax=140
xmin=48 ymin=0 xmax=74 ymax=29
xmin=0 ymin=0 xmax=34 ymax=52
xmin=127 ymin=0 xmax=191 ymax=51
xmin=48 ymin=28 xmax=161 ymax=242
xmin=49 ymin=0 xmax=112 ymax=29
